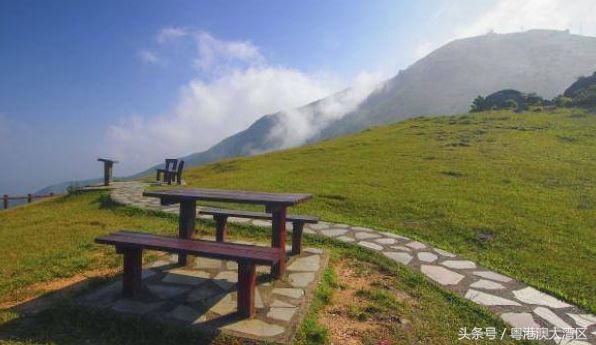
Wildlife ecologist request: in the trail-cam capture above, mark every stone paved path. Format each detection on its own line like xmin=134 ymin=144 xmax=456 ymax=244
xmin=82 ymin=244 xmax=327 ymax=344
xmin=110 ymin=182 xmax=595 ymax=344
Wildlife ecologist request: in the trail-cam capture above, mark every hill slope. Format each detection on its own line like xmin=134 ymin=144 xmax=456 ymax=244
xmin=43 ymin=30 xmax=596 ymax=191
xmin=177 ymin=30 xmax=596 ymax=170
xmin=320 ymin=30 xmax=596 ymax=139
xmin=182 ymin=108 xmax=596 ymax=312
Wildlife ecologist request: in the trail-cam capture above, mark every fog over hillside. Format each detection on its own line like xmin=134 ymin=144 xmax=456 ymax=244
xmin=44 ymin=29 xmax=596 ymax=190
xmin=166 ymin=30 xmax=596 ymax=170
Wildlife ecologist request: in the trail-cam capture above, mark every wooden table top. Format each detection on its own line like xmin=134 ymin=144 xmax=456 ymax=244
xmin=143 ymin=188 xmax=312 ymax=206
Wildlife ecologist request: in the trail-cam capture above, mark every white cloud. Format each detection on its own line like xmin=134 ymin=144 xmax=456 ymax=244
xmin=106 ymin=30 xmax=378 ymax=173
xmin=138 ymin=49 xmax=159 ymax=64
xmin=457 ymin=0 xmax=596 ymax=38
xmin=157 ymin=27 xmax=189 ymax=44
xmin=193 ymin=31 xmax=265 ymax=73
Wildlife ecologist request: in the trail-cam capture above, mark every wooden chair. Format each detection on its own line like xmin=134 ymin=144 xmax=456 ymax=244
xmin=156 ymin=159 xmax=178 ymax=182
xmin=166 ymin=160 xmax=184 ymax=185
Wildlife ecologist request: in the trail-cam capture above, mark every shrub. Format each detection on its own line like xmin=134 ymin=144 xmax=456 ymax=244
xmin=554 ymin=96 xmax=573 ymax=107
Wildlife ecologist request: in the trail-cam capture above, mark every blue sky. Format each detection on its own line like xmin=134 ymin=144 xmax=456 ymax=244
xmin=1 ymin=0 xmax=594 ymax=194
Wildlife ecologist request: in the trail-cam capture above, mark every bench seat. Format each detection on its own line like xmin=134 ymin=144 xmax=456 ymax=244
xmin=198 ymin=207 xmax=319 ymax=255
xmin=199 ymin=207 xmax=319 ymax=223
xmin=95 ymin=231 xmax=279 ymax=318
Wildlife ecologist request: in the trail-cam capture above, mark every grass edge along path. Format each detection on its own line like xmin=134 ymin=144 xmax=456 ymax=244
xmin=178 ymin=108 xmax=595 ymax=313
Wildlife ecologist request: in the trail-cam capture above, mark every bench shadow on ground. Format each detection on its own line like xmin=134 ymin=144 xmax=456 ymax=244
xmin=0 ymin=267 xmax=261 ymax=345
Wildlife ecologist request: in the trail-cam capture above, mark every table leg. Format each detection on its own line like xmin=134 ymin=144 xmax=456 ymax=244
xmin=178 ymin=200 xmax=196 ymax=266
xmin=270 ymin=206 xmax=287 ymax=278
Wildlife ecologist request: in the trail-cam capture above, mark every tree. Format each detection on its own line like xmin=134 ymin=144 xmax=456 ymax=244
xmin=573 ymin=85 xmax=596 ymax=106
xmin=470 ymin=96 xmax=486 ymax=112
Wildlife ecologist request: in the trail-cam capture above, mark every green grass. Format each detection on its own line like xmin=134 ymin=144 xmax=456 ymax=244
xmin=0 ymin=192 xmax=535 ymax=344
xmin=181 ymin=108 xmax=596 ymax=312
xmin=0 ymin=191 xmax=179 ymax=302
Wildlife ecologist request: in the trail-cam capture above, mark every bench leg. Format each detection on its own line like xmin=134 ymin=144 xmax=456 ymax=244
xmin=292 ymin=221 xmax=304 ymax=255
xmin=215 ymin=215 xmax=228 ymax=242
xmin=156 ymin=170 xmax=161 ymax=181
xmin=237 ymin=260 xmax=257 ymax=318
xmin=117 ymin=247 xmax=143 ymax=298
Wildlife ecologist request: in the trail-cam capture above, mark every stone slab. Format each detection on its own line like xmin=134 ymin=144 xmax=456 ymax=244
xmin=212 ymin=271 xmax=238 ymax=290
xmin=384 ymin=252 xmax=413 ymax=265
xmin=380 ymin=232 xmax=409 ymax=240
xmin=194 ymin=257 xmax=224 ymax=270
xmin=567 ymin=313 xmax=596 ymax=328
xmin=287 ymin=255 xmax=320 ymax=272
xmin=500 ymin=312 xmax=540 ymax=329
xmin=162 ymin=269 xmax=211 ymax=286
xmin=470 ymin=279 xmax=505 ymax=290
xmin=336 ymin=235 xmax=355 ymax=243
xmin=375 ymin=238 xmax=397 ymax=245
xmin=272 ymin=288 xmax=304 ymax=299
xmin=187 ymin=284 xmax=222 ymax=303
xmin=513 ymin=287 xmax=571 ymax=309
xmin=405 ymin=241 xmax=426 ymax=250
xmin=167 ymin=305 xmax=207 ymax=324
xmin=288 ymin=272 xmax=315 ymax=288
xmin=417 ymin=252 xmax=438 ymax=263
xmin=267 ymin=307 xmax=298 ymax=322
xmin=465 ymin=289 xmax=521 ymax=306
xmin=223 ymin=319 xmax=285 ymax=338
xmin=354 ymin=232 xmax=381 ymax=240
xmin=421 ymin=265 xmax=464 ymax=285
xmin=147 ymin=284 xmax=191 ymax=299
xmin=441 ymin=260 xmax=476 ymax=269
xmin=358 ymin=241 xmax=384 ymax=251
xmin=533 ymin=307 xmax=571 ymax=329
xmin=472 ymin=271 xmax=512 ymax=283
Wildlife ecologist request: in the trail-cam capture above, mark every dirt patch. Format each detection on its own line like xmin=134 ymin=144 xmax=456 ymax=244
xmin=319 ymin=260 xmax=415 ymax=345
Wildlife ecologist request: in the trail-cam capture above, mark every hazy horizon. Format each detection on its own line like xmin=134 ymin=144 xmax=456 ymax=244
xmin=1 ymin=0 xmax=595 ymax=195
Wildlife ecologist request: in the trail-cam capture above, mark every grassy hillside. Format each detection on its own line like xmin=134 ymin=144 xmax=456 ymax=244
xmin=0 ymin=192 xmax=528 ymax=344
xmin=183 ymin=108 xmax=596 ymax=312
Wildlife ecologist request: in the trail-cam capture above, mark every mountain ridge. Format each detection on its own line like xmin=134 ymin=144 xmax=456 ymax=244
xmin=41 ymin=29 xmax=596 ymax=192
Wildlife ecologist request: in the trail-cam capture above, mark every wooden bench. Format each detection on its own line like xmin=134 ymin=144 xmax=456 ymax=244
xmin=198 ymin=207 xmax=319 ymax=255
xmin=95 ymin=231 xmax=279 ymax=318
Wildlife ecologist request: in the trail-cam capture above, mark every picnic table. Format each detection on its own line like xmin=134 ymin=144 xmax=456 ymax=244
xmin=142 ymin=188 xmax=312 ymax=278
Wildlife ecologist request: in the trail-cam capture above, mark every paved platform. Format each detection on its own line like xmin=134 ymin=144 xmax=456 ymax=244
xmin=80 ymin=243 xmax=328 ymax=344
xmin=108 ymin=181 xmax=596 ymax=344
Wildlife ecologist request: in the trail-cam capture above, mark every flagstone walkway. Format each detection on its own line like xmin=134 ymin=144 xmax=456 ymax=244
xmin=110 ymin=181 xmax=595 ymax=345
